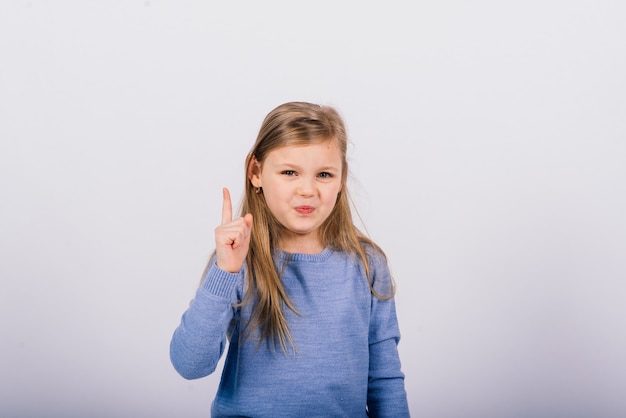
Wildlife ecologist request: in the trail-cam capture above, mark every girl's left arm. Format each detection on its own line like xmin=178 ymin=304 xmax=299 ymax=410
xmin=366 ymin=257 xmax=410 ymax=417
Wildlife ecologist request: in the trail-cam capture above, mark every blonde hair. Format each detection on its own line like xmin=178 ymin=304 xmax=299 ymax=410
xmin=239 ymin=101 xmax=393 ymax=352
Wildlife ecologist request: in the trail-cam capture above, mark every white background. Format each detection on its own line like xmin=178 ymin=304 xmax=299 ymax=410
xmin=1 ymin=1 xmax=625 ymax=417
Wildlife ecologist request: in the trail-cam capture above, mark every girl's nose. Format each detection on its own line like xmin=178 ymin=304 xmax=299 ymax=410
xmin=296 ymin=177 xmax=315 ymax=196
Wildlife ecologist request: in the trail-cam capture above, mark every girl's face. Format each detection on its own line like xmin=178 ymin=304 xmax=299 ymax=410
xmin=250 ymin=140 xmax=343 ymax=253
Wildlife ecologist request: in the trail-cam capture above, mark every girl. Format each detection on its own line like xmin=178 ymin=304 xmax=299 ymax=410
xmin=170 ymin=102 xmax=410 ymax=417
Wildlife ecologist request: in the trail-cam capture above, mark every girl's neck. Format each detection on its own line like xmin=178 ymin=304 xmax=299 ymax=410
xmin=278 ymin=234 xmax=324 ymax=254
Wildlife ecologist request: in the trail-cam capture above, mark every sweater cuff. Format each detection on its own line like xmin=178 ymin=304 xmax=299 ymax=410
xmin=200 ymin=262 xmax=242 ymax=299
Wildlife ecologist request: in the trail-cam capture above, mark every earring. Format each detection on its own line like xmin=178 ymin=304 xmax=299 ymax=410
xmin=255 ymin=187 xmax=262 ymax=194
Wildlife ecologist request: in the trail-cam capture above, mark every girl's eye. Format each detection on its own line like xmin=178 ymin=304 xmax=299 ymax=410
xmin=318 ymin=172 xmax=334 ymax=179
xmin=282 ymin=170 xmax=296 ymax=176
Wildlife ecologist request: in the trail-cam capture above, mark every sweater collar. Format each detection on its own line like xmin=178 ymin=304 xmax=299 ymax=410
xmin=274 ymin=247 xmax=334 ymax=263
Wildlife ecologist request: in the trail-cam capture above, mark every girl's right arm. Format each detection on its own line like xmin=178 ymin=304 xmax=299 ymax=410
xmin=169 ymin=261 xmax=243 ymax=380
xmin=170 ymin=188 xmax=252 ymax=379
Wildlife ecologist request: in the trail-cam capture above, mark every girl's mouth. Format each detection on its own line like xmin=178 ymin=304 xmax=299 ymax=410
xmin=295 ymin=206 xmax=314 ymax=215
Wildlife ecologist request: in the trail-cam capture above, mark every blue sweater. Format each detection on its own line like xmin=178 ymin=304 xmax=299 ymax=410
xmin=170 ymin=247 xmax=410 ymax=417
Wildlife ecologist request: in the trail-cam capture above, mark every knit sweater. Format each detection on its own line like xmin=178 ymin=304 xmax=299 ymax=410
xmin=170 ymin=247 xmax=410 ymax=417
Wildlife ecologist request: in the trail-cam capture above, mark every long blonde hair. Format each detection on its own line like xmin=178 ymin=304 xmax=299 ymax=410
xmin=239 ymin=101 xmax=393 ymax=352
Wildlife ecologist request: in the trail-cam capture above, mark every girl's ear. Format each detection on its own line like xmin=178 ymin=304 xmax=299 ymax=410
xmin=248 ymin=156 xmax=262 ymax=188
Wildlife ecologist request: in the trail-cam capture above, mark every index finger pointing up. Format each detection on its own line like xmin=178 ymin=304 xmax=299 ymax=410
xmin=221 ymin=187 xmax=233 ymax=224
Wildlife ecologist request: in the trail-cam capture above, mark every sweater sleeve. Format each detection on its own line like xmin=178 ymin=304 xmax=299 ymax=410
xmin=366 ymin=253 xmax=410 ymax=417
xmin=169 ymin=261 xmax=243 ymax=380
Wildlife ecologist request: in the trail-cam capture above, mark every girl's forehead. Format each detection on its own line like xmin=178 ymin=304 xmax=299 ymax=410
xmin=262 ymin=141 xmax=343 ymax=167
xmin=270 ymin=141 xmax=340 ymax=156
xmin=270 ymin=137 xmax=340 ymax=152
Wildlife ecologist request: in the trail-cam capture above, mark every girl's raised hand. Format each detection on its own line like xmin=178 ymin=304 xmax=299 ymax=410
xmin=214 ymin=188 xmax=253 ymax=273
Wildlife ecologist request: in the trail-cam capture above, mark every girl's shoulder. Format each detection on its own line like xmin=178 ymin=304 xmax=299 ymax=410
xmin=356 ymin=239 xmax=395 ymax=297
xmin=358 ymin=238 xmax=388 ymax=266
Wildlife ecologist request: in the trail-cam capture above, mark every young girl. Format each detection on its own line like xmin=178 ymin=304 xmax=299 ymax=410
xmin=170 ymin=102 xmax=410 ymax=417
